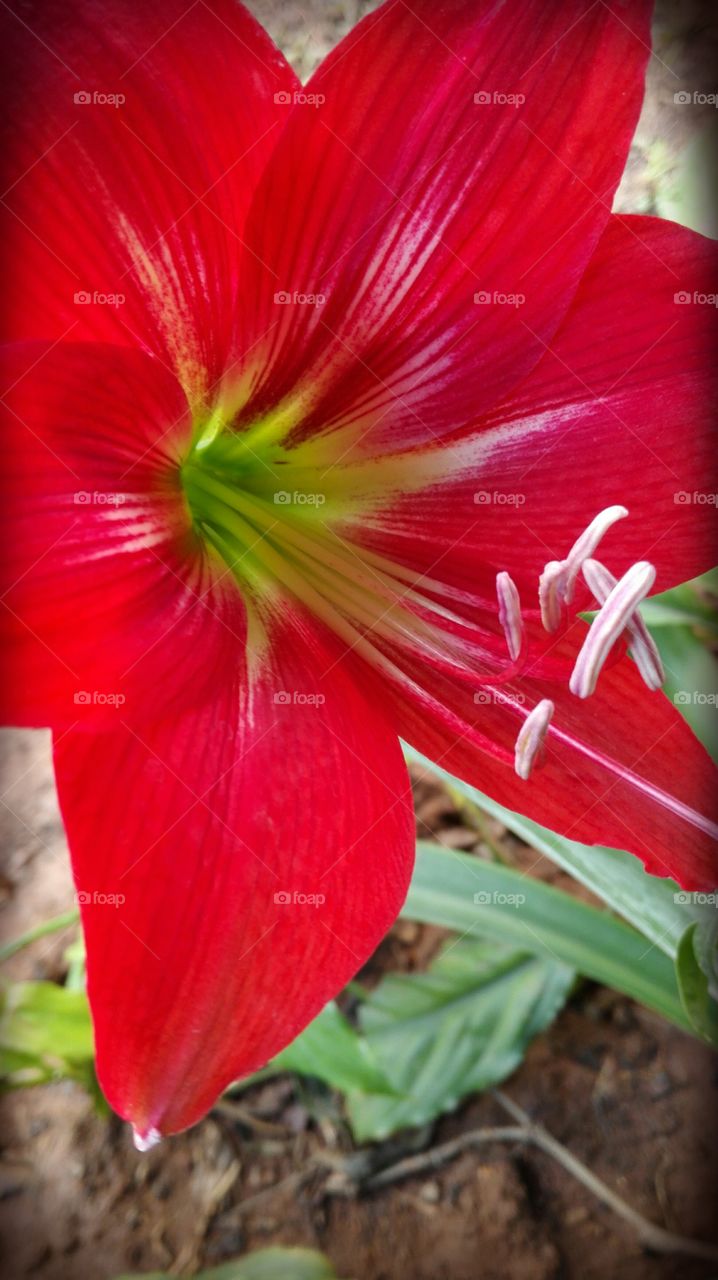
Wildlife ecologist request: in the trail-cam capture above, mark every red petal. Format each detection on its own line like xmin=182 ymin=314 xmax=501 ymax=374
xmin=349 ymin=215 xmax=718 ymax=600
xmin=2 ymin=0 xmax=297 ymax=403
xmin=349 ymin=621 xmax=717 ymax=890
xmin=54 ymin=604 xmax=414 ymax=1136
xmin=0 ymin=342 xmax=246 ymax=728
xmin=314 ymin=214 xmax=718 ymax=888
xmin=228 ymin=0 xmax=651 ymax=451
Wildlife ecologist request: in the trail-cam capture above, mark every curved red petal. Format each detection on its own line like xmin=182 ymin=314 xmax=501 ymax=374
xmin=227 ymin=0 xmax=651 ymax=453
xmin=53 ymin=603 xmax=414 ymax=1136
xmin=348 ymin=214 xmax=718 ymax=600
xmin=1 ymin=0 xmax=297 ymax=403
xmin=0 ymin=342 xmax=246 ymax=728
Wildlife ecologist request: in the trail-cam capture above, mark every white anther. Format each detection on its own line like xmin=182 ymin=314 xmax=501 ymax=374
xmin=496 ymin=571 xmax=523 ymax=661
xmin=538 ymin=561 xmax=566 ymax=633
xmin=132 ymin=1125 xmax=161 ymax=1153
xmin=561 ymin=505 xmax=628 ymax=603
xmin=538 ymin=507 xmax=630 ymax=632
xmin=570 ymin=561 xmax=656 ymax=698
xmin=582 ymin=559 xmax=664 ymax=691
xmin=514 ymin=698 xmax=554 ymax=780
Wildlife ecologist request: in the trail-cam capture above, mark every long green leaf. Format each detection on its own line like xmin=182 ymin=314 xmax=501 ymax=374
xmin=0 ymin=909 xmax=79 ymax=964
xmin=403 ymin=842 xmax=693 ymax=1033
xmin=404 ymin=746 xmax=710 ymax=964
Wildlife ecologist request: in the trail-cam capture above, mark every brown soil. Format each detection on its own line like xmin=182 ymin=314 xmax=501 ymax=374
xmin=2 ymin=2 xmax=717 ymax=1278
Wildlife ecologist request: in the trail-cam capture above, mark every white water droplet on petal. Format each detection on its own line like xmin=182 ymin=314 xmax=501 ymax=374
xmin=132 ymin=1125 xmax=161 ymax=1153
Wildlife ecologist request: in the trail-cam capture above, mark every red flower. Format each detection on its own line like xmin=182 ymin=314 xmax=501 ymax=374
xmin=2 ymin=0 xmax=716 ymax=1140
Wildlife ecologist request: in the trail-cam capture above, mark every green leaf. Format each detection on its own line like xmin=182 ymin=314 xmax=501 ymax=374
xmin=404 ymin=747 xmax=709 ymax=967
xmin=675 ymin=924 xmax=718 ymax=1046
xmin=652 ymin=625 xmax=718 ymax=761
xmin=0 ymin=980 xmax=96 ymax=1094
xmin=401 ymin=841 xmax=692 ymax=1034
xmin=345 ymin=937 xmax=572 ymax=1141
xmin=116 ymin=1246 xmax=346 ymax=1280
xmin=271 ymin=1000 xmax=395 ymax=1096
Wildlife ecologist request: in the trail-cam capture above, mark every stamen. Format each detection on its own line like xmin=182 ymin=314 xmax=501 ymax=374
xmin=514 ymin=698 xmax=554 ymax=780
xmin=570 ymin=561 xmax=656 ymax=699
xmin=132 ymin=1125 xmax=161 ymax=1153
xmin=582 ymin=558 xmax=664 ymax=691
xmin=496 ymin=571 xmax=522 ymax=661
xmin=538 ymin=506 xmax=629 ymax=631
xmin=538 ymin=560 xmax=566 ymax=633
xmin=561 ymin=505 xmax=628 ymax=602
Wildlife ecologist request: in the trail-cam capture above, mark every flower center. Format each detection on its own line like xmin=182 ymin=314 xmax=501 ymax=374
xmin=181 ymin=433 xmax=521 ymax=693
xmin=182 ymin=443 xmax=678 ymax=797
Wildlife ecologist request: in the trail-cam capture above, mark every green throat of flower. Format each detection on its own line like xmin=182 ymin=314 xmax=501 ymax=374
xmin=180 ymin=431 xmax=496 ymax=690
xmin=182 ymin=436 xmax=327 ymax=598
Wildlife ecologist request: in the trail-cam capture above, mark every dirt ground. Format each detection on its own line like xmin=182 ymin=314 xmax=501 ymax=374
xmin=2 ymin=2 xmax=718 ymax=1279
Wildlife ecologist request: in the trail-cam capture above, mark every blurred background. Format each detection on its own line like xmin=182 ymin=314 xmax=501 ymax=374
xmin=1 ymin=2 xmax=717 ymax=1278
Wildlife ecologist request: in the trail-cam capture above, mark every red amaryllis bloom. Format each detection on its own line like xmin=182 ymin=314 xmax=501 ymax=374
xmin=2 ymin=0 xmax=716 ymax=1141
